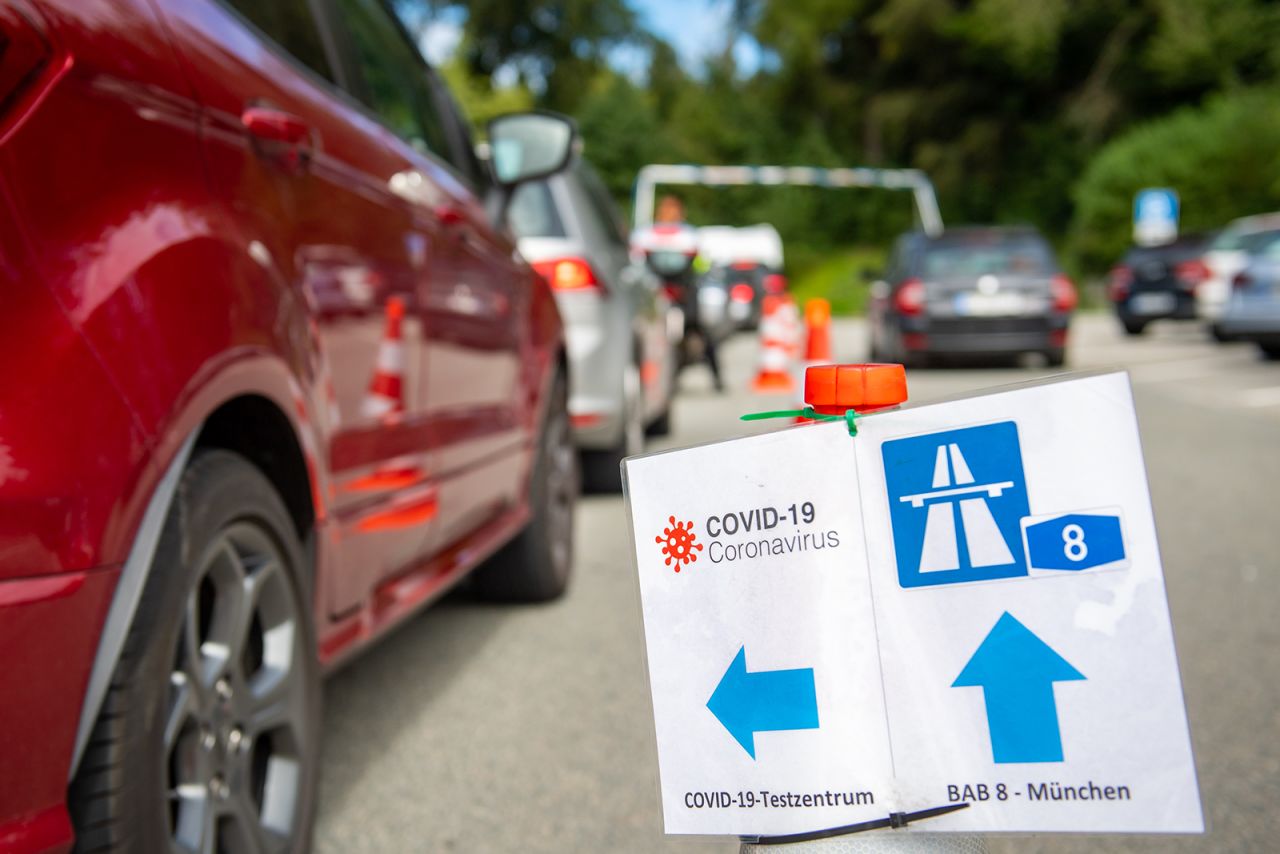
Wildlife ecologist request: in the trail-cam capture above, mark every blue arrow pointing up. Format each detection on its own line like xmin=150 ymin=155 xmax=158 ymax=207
xmin=952 ymin=612 xmax=1085 ymax=764
xmin=707 ymin=646 xmax=819 ymax=759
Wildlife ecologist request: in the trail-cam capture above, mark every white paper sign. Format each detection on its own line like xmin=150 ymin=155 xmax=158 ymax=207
xmin=623 ymin=372 xmax=1202 ymax=837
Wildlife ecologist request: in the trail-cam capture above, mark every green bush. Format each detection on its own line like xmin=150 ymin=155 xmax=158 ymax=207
xmin=787 ymin=245 xmax=888 ymax=316
xmin=1068 ymin=89 xmax=1280 ymax=273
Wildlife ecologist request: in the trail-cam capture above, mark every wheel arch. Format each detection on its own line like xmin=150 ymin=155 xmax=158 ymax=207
xmin=69 ymin=361 xmax=325 ymax=783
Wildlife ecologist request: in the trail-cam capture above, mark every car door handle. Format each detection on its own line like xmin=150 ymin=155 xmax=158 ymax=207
xmin=241 ymin=106 xmax=315 ymax=170
xmin=435 ymin=204 xmax=475 ymax=246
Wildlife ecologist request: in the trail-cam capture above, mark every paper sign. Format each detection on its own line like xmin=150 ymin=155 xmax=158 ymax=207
xmin=623 ymin=372 xmax=1202 ymax=837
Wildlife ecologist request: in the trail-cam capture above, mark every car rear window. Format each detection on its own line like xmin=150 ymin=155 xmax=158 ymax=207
xmin=508 ymin=181 xmax=566 ymax=239
xmin=1237 ymin=229 xmax=1280 ymax=254
xmin=1211 ymin=218 xmax=1280 ymax=250
xmin=920 ymin=238 xmax=1053 ymax=278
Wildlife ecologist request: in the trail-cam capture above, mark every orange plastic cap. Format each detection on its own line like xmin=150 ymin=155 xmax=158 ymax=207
xmin=805 ymin=363 xmax=907 ymax=415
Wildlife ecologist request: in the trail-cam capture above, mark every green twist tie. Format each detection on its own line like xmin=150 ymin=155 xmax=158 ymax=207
xmin=740 ymin=406 xmax=861 ymax=437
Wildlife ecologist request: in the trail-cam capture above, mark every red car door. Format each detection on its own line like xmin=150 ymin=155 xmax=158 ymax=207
xmin=330 ymin=0 xmax=531 ymax=555
xmin=156 ymin=0 xmax=443 ymax=617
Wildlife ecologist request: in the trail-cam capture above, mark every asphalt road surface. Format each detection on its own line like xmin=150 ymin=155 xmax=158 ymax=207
xmin=315 ymin=314 xmax=1279 ymax=853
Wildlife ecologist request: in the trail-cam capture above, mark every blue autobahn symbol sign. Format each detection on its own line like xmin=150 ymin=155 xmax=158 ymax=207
xmin=882 ymin=422 xmax=1029 ymax=588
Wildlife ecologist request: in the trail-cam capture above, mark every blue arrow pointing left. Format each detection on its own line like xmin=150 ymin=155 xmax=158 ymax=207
xmin=707 ymin=646 xmax=819 ymax=759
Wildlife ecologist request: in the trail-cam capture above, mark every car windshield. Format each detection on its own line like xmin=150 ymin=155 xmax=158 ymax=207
xmin=508 ymin=180 xmax=566 ymax=239
xmin=920 ymin=239 xmax=1053 ymax=278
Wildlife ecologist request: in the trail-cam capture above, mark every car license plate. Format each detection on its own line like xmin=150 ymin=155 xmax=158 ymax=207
xmin=1131 ymin=292 xmax=1175 ymax=315
xmin=954 ymin=292 xmax=1026 ymax=316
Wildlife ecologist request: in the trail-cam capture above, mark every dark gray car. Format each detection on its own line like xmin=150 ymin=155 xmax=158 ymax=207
xmin=868 ymin=227 xmax=1076 ymax=366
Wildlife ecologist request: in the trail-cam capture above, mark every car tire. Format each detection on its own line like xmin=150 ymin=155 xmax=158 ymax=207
xmin=1259 ymin=343 xmax=1280 ymax=361
xmin=1122 ymin=319 xmax=1147 ymax=336
xmin=647 ymin=406 xmax=672 ymax=437
xmin=868 ymin=326 xmax=886 ymax=362
xmin=582 ymin=361 xmax=644 ymax=493
xmin=69 ymin=449 xmax=320 ymax=854
xmin=471 ymin=370 xmax=578 ymax=602
xmin=903 ymin=350 xmax=932 ymax=369
xmin=1045 ymin=347 xmax=1067 ymax=368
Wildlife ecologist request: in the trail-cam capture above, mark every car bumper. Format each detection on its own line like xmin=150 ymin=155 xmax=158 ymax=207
xmin=560 ymin=302 xmax=627 ymax=452
xmin=1117 ymin=291 xmax=1198 ymax=322
xmin=1217 ymin=307 xmax=1280 ymax=342
xmin=903 ymin=316 xmax=1068 ymax=354
xmin=0 ymin=568 xmax=120 ymax=854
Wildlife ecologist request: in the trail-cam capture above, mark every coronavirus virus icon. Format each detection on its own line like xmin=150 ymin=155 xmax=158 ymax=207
xmin=656 ymin=515 xmax=702 ymax=572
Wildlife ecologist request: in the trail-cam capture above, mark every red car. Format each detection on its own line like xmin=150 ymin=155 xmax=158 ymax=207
xmin=0 ymin=1 xmax=579 ymax=851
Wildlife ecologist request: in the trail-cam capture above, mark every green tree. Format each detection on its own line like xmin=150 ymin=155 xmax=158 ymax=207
xmin=1069 ymin=89 xmax=1280 ymax=272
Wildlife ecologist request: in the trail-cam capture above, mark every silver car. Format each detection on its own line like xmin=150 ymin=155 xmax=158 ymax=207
xmin=1200 ymin=212 xmax=1280 ymax=331
xmin=509 ymin=160 xmax=678 ymax=490
xmin=1218 ymin=230 xmax=1280 ymax=360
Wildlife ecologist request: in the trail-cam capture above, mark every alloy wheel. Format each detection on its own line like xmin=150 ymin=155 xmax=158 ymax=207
xmin=165 ymin=523 xmax=307 ymax=854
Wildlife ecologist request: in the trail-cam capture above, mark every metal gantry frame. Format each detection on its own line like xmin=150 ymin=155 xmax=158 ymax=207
xmin=633 ymin=164 xmax=944 ymax=237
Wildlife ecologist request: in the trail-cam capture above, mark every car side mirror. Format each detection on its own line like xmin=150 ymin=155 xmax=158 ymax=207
xmin=485 ymin=110 xmax=578 ymax=229
xmin=487 ymin=111 xmax=577 ymax=186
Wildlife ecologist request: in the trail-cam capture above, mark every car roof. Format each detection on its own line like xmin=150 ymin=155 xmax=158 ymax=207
xmin=1226 ymin=212 xmax=1280 ymax=232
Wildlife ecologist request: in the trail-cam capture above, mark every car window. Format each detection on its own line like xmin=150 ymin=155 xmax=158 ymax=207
xmin=1237 ymin=229 xmax=1280 ymax=254
xmin=223 ymin=0 xmax=335 ymax=83
xmin=576 ymin=164 xmax=628 ymax=247
xmin=508 ymin=181 xmax=566 ymax=239
xmin=920 ymin=239 xmax=1053 ymax=278
xmin=334 ymin=0 xmax=452 ymax=159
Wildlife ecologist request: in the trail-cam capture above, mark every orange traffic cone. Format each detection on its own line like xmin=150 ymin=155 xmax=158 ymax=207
xmin=791 ymin=298 xmax=835 ymax=421
xmin=751 ymin=295 xmax=795 ymax=393
xmin=803 ymin=298 xmax=833 ymax=362
xmin=361 ymin=296 xmax=406 ymax=420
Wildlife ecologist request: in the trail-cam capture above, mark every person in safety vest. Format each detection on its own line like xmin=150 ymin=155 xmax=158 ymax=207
xmin=632 ymin=195 xmax=723 ymax=391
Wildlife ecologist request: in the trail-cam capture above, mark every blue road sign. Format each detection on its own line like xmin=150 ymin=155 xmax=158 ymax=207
xmin=1133 ymin=188 xmax=1179 ymax=245
xmin=882 ymin=422 xmax=1030 ymax=589
xmin=707 ymin=646 xmax=819 ymax=759
xmin=953 ymin=612 xmax=1086 ymax=764
xmin=1024 ymin=513 xmax=1126 ymax=572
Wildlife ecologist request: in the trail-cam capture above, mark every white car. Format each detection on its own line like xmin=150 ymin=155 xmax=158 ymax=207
xmin=697 ymin=224 xmax=786 ymax=328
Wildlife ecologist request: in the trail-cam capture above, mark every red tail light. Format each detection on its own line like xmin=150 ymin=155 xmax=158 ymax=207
xmin=1233 ymin=271 xmax=1252 ymax=291
xmin=661 ymin=284 xmax=681 ymax=302
xmin=763 ymin=273 xmax=787 ymax=294
xmin=1051 ymin=274 xmax=1078 ymax=312
xmin=1107 ymin=266 xmax=1132 ymax=302
xmin=532 ymin=257 xmax=602 ymax=292
xmin=730 ymin=283 xmax=754 ymax=303
xmin=731 ymin=260 xmax=756 ymax=271
xmin=1174 ymin=258 xmax=1211 ymax=291
xmin=0 ymin=3 xmax=52 ymax=115
xmin=893 ymin=278 xmax=925 ymax=316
